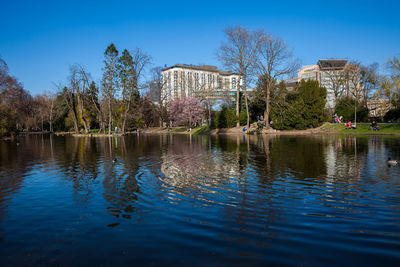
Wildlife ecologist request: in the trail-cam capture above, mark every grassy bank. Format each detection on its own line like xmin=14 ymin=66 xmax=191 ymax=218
xmin=169 ymin=126 xmax=211 ymax=134
xmin=48 ymin=123 xmax=400 ymax=137
xmin=320 ymin=123 xmax=400 ymax=134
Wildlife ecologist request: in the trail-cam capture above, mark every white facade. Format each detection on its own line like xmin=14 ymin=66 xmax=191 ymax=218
xmin=161 ymin=64 xmax=241 ymax=103
xmin=367 ymin=99 xmax=392 ymax=118
xmin=288 ymin=60 xmax=361 ymax=110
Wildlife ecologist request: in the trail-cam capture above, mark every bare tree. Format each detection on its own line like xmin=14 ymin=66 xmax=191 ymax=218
xmin=41 ymin=91 xmax=57 ymax=132
xmin=325 ymin=69 xmax=346 ymax=104
xmin=193 ymin=80 xmax=215 ymax=126
xmin=148 ymin=66 xmax=169 ymax=128
xmin=360 ymin=63 xmax=379 ymax=103
xmin=77 ymin=67 xmax=105 ymax=133
xmin=118 ymin=48 xmax=151 ymax=133
xmin=386 ymin=56 xmax=400 ymax=106
xmin=343 ymin=62 xmax=363 ymax=124
xmin=255 ymin=31 xmax=300 ymax=129
xmin=217 ymin=26 xmax=262 ymax=128
xmin=58 ymin=83 xmax=79 ymax=133
xmin=69 ymin=64 xmax=91 ymax=133
xmin=387 ymin=56 xmax=400 ymax=77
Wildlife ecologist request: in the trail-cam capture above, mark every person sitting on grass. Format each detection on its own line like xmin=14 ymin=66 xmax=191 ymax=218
xmin=345 ymin=121 xmax=356 ymax=129
xmin=369 ymin=121 xmax=379 ymax=131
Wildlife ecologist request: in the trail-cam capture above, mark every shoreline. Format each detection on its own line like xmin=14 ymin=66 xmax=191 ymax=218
xmin=2 ymin=123 xmax=400 ymax=140
xmin=143 ymin=124 xmax=400 ymax=136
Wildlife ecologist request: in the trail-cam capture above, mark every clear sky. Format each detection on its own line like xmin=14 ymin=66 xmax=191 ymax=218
xmin=1 ymin=0 xmax=399 ymax=95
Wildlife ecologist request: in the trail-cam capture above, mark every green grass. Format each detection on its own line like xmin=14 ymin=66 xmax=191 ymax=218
xmin=321 ymin=123 xmax=400 ymax=134
xmin=169 ymin=126 xmax=211 ymax=134
xmin=191 ymin=126 xmax=211 ymax=135
xmin=171 ymin=127 xmax=187 ymax=132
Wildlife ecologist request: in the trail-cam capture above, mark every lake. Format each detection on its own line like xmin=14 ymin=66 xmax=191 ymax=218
xmin=0 ymin=134 xmax=399 ymax=266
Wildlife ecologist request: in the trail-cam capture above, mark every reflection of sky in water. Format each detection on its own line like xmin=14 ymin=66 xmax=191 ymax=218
xmin=0 ymin=134 xmax=399 ymax=266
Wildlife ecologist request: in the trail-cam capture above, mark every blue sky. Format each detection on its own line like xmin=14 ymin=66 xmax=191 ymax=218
xmin=1 ymin=0 xmax=399 ymax=95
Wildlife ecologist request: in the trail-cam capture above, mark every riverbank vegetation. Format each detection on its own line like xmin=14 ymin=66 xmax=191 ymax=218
xmin=1 ymin=26 xmax=400 ymax=138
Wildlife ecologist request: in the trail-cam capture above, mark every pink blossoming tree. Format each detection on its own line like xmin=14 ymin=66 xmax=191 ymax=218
xmin=168 ymin=96 xmax=203 ymax=127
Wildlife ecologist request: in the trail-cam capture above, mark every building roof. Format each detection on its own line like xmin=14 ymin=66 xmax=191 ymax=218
xmin=162 ymin=64 xmax=237 ymax=76
xmin=317 ymin=59 xmax=348 ymax=71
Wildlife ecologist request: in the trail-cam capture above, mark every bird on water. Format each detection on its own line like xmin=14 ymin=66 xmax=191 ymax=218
xmin=388 ymin=157 xmax=398 ymax=166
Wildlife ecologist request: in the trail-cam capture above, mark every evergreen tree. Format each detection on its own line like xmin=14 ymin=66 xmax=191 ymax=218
xmin=298 ymin=80 xmax=328 ymax=128
xmin=270 ymin=80 xmax=328 ymax=130
xmin=102 ymin=43 xmax=119 ymax=134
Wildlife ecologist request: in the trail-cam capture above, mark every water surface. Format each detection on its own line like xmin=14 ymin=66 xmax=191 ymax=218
xmin=0 ymin=134 xmax=399 ymax=266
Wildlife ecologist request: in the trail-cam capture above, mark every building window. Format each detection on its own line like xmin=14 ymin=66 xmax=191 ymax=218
xmin=180 ymin=71 xmax=185 ymax=97
xmin=232 ymin=77 xmax=236 ymax=90
xmin=188 ymin=72 xmax=192 ymax=96
xmin=173 ymin=71 xmax=178 ymax=97
xmin=212 ymin=75 xmax=216 ymax=88
xmin=225 ymin=78 xmax=229 ymax=89
xmin=195 ymin=73 xmax=199 ymax=90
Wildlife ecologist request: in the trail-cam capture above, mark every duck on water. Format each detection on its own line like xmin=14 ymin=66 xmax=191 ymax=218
xmin=388 ymin=158 xmax=398 ymax=166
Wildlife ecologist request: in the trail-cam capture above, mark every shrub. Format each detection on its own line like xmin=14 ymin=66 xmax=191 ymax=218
xmin=270 ymin=80 xmax=328 ymax=130
xmin=239 ymin=111 xmax=247 ymax=126
xmin=335 ymin=97 xmax=369 ymax=122
xmin=384 ymin=107 xmax=400 ymax=122
xmin=215 ymin=106 xmax=237 ymax=128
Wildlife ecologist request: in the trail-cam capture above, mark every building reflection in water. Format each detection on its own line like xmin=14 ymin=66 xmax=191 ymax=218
xmin=0 ymin=133 xmax=396 ymax=241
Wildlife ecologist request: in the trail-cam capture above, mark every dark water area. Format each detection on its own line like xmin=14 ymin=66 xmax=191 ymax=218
xmin=0 ymin=134 xmax=400 ymax=266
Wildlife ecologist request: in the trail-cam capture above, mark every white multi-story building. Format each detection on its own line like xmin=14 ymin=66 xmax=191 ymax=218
xmin=287 ymin=59 xmax=361 ymax=111
xmin=161 ymin=64 xmax=241 ymax=103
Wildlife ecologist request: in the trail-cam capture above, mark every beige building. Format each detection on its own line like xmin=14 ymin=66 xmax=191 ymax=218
xmin=161 ymin=64 xmax=241 ymax=103
xmin=287 ymin=59 xmax=361 ymax=111
xmin=367 ymin=99 xmax=392 ymax=118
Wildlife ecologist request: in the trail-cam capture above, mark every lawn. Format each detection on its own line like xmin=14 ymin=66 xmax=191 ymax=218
xmin=190 ymin=126 xmax=210 ymax=134
xmin=321 ymin=123 xmax=400 ymax=134
xmin=170 ymin=126 xmax=211 ymax=134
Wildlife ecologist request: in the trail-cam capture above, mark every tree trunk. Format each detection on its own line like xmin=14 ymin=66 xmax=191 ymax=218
xmin=108 ymin=98 xmax=112 ymax=135
xmin=245 ymin=91 xmax=250 ymax=129
xmin=264 ymin=82 xmax=271 ymax=130
xmin=71 ymin=98 xmax=79 ymax=133
xmin=49 ymin=115 xmax=52 ymax=132
xmin=122 ymin=101 xmax=131 ymax=134
xmin=243 ymin=79 xmax=250 ymax=129
xmin=208 ymin=100 xmax=211 ymax=126
xmin=120 ymin=84 xmax=127 ymax=133
xmin=49 ymin=101 xmax=54 ymax=132
xmin=78 ymin=103 xmax=89 ymax=134
xmin=236 ymin=85 xmax=240 ymax=127
xmin=354 ymin=102 xmax=357 ymax=126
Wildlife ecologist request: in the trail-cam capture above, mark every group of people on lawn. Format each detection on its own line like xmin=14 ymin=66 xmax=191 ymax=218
xmin=344 ymin=120 xmax=379 ymax=131
xmin=333 ymin=114 xmax=379 ymax=131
